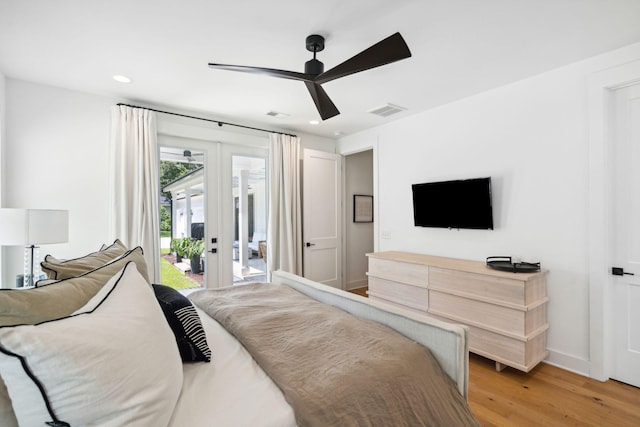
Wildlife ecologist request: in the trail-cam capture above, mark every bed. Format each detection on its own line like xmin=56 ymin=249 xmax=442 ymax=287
xmin=0 ymin=240 xmax=479 ymax=426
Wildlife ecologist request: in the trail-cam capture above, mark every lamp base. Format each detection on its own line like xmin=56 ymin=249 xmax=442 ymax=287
xmin=24 ymin=245 xmax=44 ymax=287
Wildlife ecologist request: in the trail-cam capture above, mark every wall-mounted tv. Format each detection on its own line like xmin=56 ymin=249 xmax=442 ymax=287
xmin=412 ymin=177 xmax=494 ymax=230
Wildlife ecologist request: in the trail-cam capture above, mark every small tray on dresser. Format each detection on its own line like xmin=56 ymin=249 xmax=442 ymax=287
xmin=486 ymin=256 xmax=541 ymax=273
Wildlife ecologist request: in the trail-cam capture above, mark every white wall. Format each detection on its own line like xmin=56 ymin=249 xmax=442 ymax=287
xmin=0 ymin=71 xmax=5 ymax=205
xmin=338 ymin=42 xmax=640 ymax=376
xmin=156 ymin=113 xmax=335 ymax=154
xmin=2 ymin=79 xmax=115 ymax=286
xmin=344 ymin=150 xmax=373 ymax=290
xmin=0 ymin=71 xmax=6 ymax=284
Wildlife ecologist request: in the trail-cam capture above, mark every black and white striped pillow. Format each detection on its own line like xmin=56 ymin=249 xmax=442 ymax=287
xmin=152 ymin=285 xmax=211 ymax=363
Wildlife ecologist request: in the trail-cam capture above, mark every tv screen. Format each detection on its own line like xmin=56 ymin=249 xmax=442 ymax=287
xmin=412 ymin=177 xmax=494 ymax=230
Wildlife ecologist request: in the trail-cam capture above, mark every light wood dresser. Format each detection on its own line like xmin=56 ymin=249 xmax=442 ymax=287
xmin=366 ymin=251 xmax=548 ymax=372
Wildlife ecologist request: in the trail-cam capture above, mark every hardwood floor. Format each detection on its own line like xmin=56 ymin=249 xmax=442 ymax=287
xmin=348 ymin=286 xmax=368 ymax=297
xmin=348 ymin=287 xmax=640 ymax=426
xmin=469 ymin=354 xmax=640 ymax=426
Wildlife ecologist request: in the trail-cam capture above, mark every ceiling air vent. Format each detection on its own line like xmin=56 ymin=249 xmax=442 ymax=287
xmin=266 ymin=111 xmax=290 ymax=118
xmin=367 ymin=103 xmax=407 ymax=117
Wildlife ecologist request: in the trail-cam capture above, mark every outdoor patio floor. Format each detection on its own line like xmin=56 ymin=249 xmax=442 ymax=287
xmin=161 ymin=252 xmax=267 ymax=288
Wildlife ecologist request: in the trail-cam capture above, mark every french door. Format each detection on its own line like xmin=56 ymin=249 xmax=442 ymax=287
xmin=159 ymin=135 xmax=268 ymax=289
xmin=159 ymin=137 xmax=220 ymax=288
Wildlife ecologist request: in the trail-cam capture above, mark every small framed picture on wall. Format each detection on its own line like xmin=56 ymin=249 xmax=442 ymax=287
xmin=353 ymin=194 xmax=373 ymax=223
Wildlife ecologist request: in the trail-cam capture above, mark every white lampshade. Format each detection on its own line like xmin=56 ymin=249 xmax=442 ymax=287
xmin=0 ymin=209 xmax=69 ymax=245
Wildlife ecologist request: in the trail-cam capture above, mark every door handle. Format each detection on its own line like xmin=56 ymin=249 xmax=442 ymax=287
xmin=305 ymin=242 xmax=316 ymax=247
xmin=612 ymin=267 xmax=635 ymax=276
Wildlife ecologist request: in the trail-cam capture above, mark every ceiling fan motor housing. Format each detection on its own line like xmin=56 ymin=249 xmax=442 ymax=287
xmin=305 ymin=34 xmax=325 ymax=75
xmin=305 ymin=58 xmax=324 ymax=75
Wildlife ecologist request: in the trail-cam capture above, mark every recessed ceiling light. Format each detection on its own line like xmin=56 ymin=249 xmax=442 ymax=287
xmin=309 ymin=120 xmax=320 ymax=125
xmin=113 ymin=75 xmax=132 ymax=83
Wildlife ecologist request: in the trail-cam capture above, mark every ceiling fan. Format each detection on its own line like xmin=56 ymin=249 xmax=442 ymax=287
xmin=208 ymin=32 xmax=412 ymax=121
xmin=183 ymin=149 xmax=203 ymax=163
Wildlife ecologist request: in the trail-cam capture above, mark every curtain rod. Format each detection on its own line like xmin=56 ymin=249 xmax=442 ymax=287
xmin=116 ymin=103 xmax=297 ymax=138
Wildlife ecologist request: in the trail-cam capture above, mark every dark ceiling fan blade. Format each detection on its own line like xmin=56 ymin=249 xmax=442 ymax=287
xmin=304 ymin=82 xmax=340 ymax=120
xmin=208 ymin=63 xmax=315 ymax=82
xmin=314 ymin=32 xmax=411 ymax=85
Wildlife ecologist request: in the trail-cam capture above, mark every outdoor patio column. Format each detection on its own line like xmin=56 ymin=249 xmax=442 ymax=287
xmin=171 ymin=191 xmax=178 ymax=238
xmin=185 ymin=187 xmax=192 ymax=238
xmin=239 ymin=169 xmax=250 ymax=275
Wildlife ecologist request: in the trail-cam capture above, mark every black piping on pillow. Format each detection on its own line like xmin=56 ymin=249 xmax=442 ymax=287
xmin=0 ymin=346 xmax=71 ymax=427
xmin=152 ymin=285 xmax=211 ymax=363
xmin=0 ymin=265 xmax=132 ymax=427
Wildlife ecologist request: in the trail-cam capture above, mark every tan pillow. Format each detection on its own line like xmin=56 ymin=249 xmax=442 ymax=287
xmin=40 ymin=239 xmax=128 ymax=280
xmin=0 ymin=247 xmax=148 ymax=327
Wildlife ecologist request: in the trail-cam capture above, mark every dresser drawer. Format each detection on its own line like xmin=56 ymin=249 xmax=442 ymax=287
xmin=368 ymin=294 xmax=428 ymax=316
xmin=469 ymin=324 xmax=548 ymax=372
xmin=368 ymin=257 xmax=428 ymax=288
xmin=429 ymin=267 xmax=546 ymax=306
xmin=430 ymin=313 xmax=548 ymax=372
xmin=368 ymin=277 xmax=428 ymax=311
xmin=428 ymin=290 xmax=547 ymax=337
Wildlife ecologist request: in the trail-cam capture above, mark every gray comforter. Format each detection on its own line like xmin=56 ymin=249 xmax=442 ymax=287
xmin=189 ymin=283 xmax=479 ymax=427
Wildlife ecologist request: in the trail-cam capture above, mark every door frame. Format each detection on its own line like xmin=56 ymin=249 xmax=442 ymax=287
xmin=156 ymin=115 xmax=269 ymax=288
xmin=340 ymin=146 xmax=378 ymax=289
xmin=588 ymin=59 xmax=640 ymax=381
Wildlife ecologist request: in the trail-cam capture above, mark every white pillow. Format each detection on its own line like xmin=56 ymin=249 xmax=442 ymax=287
xmin=0 ymin=262 xmax=183 ymax=427
xmin=0 ymin=379 xmax=18 ymax=427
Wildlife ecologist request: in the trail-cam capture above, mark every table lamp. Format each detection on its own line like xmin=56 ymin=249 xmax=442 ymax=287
xmin=0 ymin=209 xmax=69 ymax=287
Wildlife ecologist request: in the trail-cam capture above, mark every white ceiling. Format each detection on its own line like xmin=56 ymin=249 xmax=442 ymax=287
xmin=1 ymin=0 xmax=640 ymax=139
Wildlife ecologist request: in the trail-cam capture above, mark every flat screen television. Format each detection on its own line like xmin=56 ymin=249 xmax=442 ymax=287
xmin=412 ymin=177 xmax=494 ymax=230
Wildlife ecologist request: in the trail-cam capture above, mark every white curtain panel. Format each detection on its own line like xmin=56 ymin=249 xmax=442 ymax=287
xmin=109 ymin=105 xmax=161 ymax=282
xmin=267 ymin=133 xmax=302 ymax=277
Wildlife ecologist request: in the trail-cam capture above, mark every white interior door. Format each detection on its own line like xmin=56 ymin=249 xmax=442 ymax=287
xmin=302 ymin=149 xmax=342 ymax=288
xmin=611 ymin=82 xmax=640 ymax=387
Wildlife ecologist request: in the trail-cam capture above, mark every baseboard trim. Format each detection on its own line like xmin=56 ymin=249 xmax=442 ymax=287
xmin=544 ymin=348 xmax=591 ymax=378
xmin=345 ymin=278 xmax=368 ymax=291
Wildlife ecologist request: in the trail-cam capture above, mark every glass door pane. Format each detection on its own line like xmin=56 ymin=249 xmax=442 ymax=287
xmin=231 ymin=155 xmax=267 ymax=284
xmin=158 ymin=142 xmax=218 ymax=289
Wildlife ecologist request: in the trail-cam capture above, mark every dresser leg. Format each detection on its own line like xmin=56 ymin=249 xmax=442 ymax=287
xmin=495 ymin=361 xmax=507 ymax=372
